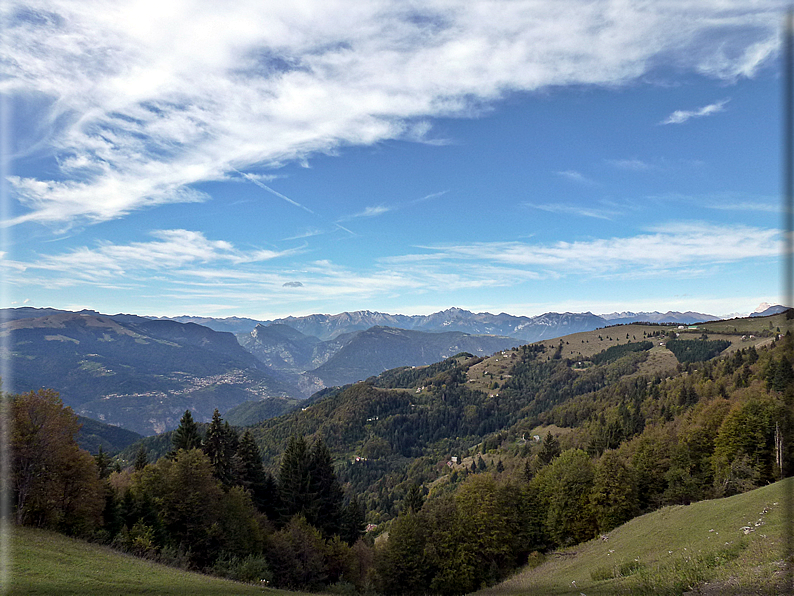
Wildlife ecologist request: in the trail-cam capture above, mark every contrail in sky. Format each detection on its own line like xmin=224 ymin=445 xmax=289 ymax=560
xmin=232 ymin=168 xmax=315 ymax=214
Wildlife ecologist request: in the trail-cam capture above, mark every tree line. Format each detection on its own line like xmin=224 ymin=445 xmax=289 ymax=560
xmin=10 ymin=395 xmax=371 ymax=590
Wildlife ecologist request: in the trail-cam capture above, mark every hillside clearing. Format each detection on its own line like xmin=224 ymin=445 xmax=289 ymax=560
xmin=476 ymin=477 xmax=792 ymax=596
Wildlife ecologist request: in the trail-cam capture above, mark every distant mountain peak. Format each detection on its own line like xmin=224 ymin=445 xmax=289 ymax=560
xmin=754 ymin=302 xmax=777 ymax=313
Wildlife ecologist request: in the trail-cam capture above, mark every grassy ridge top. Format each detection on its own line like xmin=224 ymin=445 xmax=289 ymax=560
xmin=478 ymin=477 xmax=791 ymax=596
xmin=8 ymin=526 xmax=306 ymax=596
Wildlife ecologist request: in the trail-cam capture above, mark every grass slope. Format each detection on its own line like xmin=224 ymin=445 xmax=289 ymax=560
xmin=8 ymin=526 xmax=305 ymax=596
xmin=477 ymin=477 xmax=792 ymax=596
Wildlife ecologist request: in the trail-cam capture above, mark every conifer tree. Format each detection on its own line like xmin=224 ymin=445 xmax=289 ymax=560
xmin=202 ymin=409 xmax=239 ymax=487
xmin=237 ymin=429 xmax=272 ymax=513
xmin=340 ymin=495 xmax=366 ymax=545
xmin=133 ymin=445 xmax=148 ymax=471
xmin=95 ymin=445 xmax=111 ymax=479
xmin=308 ymin=438 xmax=343 ymax=537
xmin=278 ymin=435 xmax=314 ymax=524
xmin=171 ymin=410 xmax=201 ymax=454
xmin=538 ymin=432 xmax=561 ymax=465
xmin=403 ymin=483 xmax=424 ymax=514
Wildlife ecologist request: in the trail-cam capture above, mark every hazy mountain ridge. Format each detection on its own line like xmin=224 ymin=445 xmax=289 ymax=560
xmin=142 ymin=306 xmax=723 ymax=340
xmin=310 ymin=326 xmax=522 ymax=387
xmin=601 ymin=310 xmax=721 ymax=325
xmin=1 ymin=310 xmax=294 ymax=435
xmin=236 ymin=323 xmax=522 ymax=394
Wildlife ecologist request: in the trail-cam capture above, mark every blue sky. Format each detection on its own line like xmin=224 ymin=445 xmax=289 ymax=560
xmin=1 ymin=1 xmax=788 ymax=320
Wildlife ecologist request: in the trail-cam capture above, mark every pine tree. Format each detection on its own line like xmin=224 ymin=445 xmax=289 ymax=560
xmin=523 ymin=459 xmax=534 ymax=483
xmin=133 ymin=445 xmax=148 ymax=471
xmin=340 ymin=496 xmax=366 ymax=545
xmin=203 ymin=409 xmax=234 ymax=485
xmin=237 ymin=429 xmax=272 ymax=513
xmin=95 ymin=445 xmax=111 ymax=479
xmin=171 ymin=410 xmax=202 ymax=454
xmin=538 ymin=432 xmax=561 ymax=465
xmin=308 ymin=438 xmax=343 ymax=537
xmin=403 ymin=483 xmax=424 ymax=513
xmin=278 ymin=435 xmax=314 ymax=525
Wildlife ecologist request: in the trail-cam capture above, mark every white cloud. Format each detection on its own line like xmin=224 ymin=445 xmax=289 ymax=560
xmin=396 ymin=223 xmax=780 ymax=273
xmin=339 ymin=205 xmax=392 ymax=221
xmin=661 ymin=98 xmax=730 ymax=125
xmin=524 ymin=202 xmax=617 ymax=220
xmin=706 ymin=200 xmax=779 ymax=213
xmin=555 ymin=170 xmax=598 ymax=185
xmin=1 ymin=1 xmax=782 ymax=227
xmin=23 ymin=229 xmax=301 ymax=283
xmin=606 ymin=158 xmax=654 ymax=171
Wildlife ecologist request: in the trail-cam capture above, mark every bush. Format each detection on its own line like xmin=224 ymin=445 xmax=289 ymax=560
xmin=211 ymin=553 xmax=273 ymax=584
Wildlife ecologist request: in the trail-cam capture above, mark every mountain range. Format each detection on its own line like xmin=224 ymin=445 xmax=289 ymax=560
xmin=167 ymin=306 xmax=721 ymax=340
xmin=4 ymin=304 xmax=777 ymax=436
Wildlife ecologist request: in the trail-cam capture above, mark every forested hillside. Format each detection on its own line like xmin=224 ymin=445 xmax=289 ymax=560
xmin=9 ymin=314 xmax=793 ymax=595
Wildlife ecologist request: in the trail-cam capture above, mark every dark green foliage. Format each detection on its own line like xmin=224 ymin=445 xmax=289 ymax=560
xmin=590 ymin=451 xmax=638 ymax=531
xmin=133 ymin=445 xmax=148 ymax=472
xmin=236 ymin=429 xmax=272 ymax=513
xmin=130 ymin=448 xmax=264 ymax=567
xmin=591 ymin=341 xmax=653 ymax=365
xmin=277 ymin=435 xmax=344 ymax=537
xmin=340 ymin=496 xmax=366 ymax=545
xmin=95 ymin=446 xmax=111 ymax=479
xmin=171 ymin=410 xmax=202 ymax=454
xmin=403 ymin=483 xmax=424 ymax=513
xmin=202 ymin=409 xmax=240 ymax=486
xmin=377 ymin=475 xmax=546 ymax=595
xmin=538 ymin=432 xmax=560 ymax=465
xmin=222 ymin=397 xmax=299 ymax=427
xmin=376 ymin=512 xmax=431 ymax=595
xmin=307 ymin=439 xmax=344 ymax=537
xmin=533 ymin=449 xmax=597 ymax=546
xmin=267 ymin=516 xmax=329 ymax=590
xmin=666 ymin=338 xmax=731 ymax=363
xmin=765 ymin=356 xmax=794 ymax=392
xmin=278 ymin=435 xmax=313 ymax=524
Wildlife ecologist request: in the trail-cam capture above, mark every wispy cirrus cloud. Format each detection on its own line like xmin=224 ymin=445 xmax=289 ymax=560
xmin=2 ymin=1 xmax=780 ymax=227
xmin=3 ymin=222 xmax=781 ymax=317
xmin=524 ymin=202 xmax=618 ymax=220
xmin=661 ymin=98 xmax=730 ymax=125
xmin=18 ymin=229 xmax=303 ymax=284
xmin=338 ymin=190 xmax=448 ymax=221
xmin=555 ymin=170 xmax=598 ymax=186
xmin=606 ymin=158 xmax=654 ymax=171
xmin=705 ymin=200 xmax=779 ymax=213
xmin=339 ymin=205 xmax=392 ymax=221
xmin=389 ymin=222 xmax=779 ymax=274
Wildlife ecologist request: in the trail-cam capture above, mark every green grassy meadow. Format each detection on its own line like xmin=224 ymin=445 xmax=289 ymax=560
xmin=8 ymin=526 xmax=305 ymax=596
xmin=477 ymin=477 xmax=792 ymax=596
